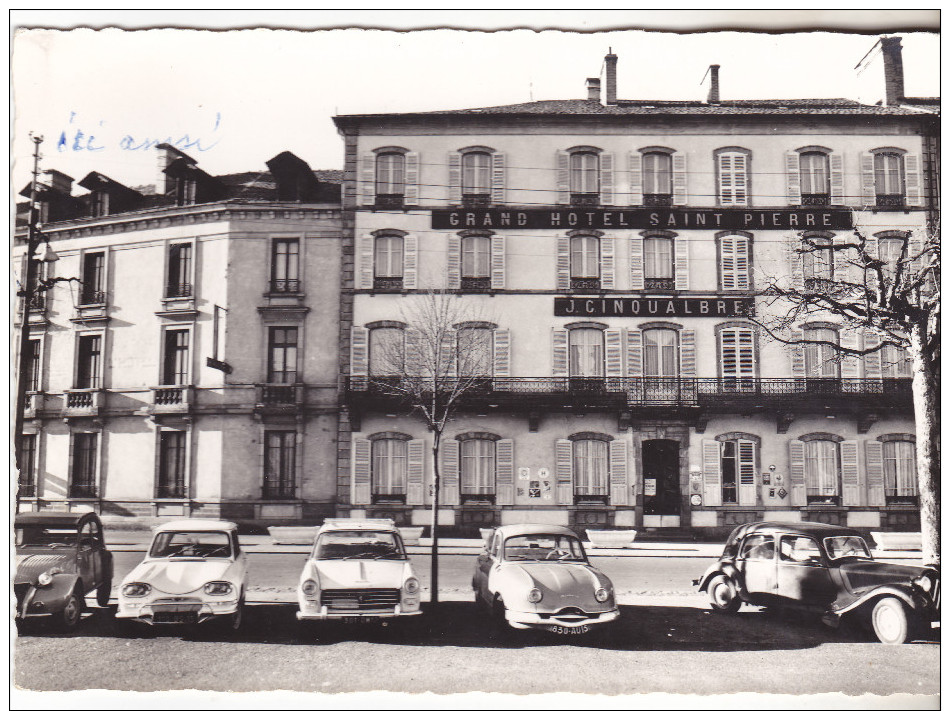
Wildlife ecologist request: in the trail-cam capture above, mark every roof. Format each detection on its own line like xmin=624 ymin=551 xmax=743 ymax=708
xmin=318 ymin=518 xmax=397 ymax=532
xmin=152 ymin=519 xmax=239 ymax=533
xmin=15 ymin=511 xmax=98 ymax=527
xmin=494 ymin=524 xmax=580 ymax=538
xmin=737 ymin=521 xmax=865 ymax=538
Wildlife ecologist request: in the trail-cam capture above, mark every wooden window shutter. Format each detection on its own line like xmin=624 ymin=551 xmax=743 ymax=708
xmin=600 ymin=235 xmax=615 ymax=290
xmin=350 ymin=327 xmax=369 ymax=387
xmin=719 ymin=152 xmax=748 ymax=207
xmin=720 ymin=328 xmax=756 ymax=380
xmin=552 ymin=329 xmax=569 ymax=377
xmin=738 ymin=440 xmax=757 ymax=505
xmin=496 ymin=439 xmax=515 ymax=505
xmin=404 ymin=152 xmax=420 ymax=205
xmin=672 ymin=152 xmax=688 ymax=206
xmin=605 ymin=327 xmax=624 ymax=391
xmin=790 ymin=329 xmax=806 ymax=378
xmin=403 ymin=234 xmax=418 ymax=289
xmin=629 ymin=235 xmax=645 ymax=290
xmin=490 ymin=235 xmax=506 ymax=289
xmin=448 ymin=152 xmax=462 ymax=204
xmin=717 ymin=153 xmax=734 ymax=205
xmin=734 ymin=237 xmax=750 ymax=290
xmin=907 ymin=233 xmax=925 ymax=279
xmin=786 ymin=235 xmax=805 ymax=291
xmin=839 ymin=329 xmax=861 ymax=378
xmin=785 ymin=151 xmax=801 ymax=205
xmin=600 ymin=152 xmax=615 ymax=205
xmin=358 ymin=235 xmax=375 ymax=289
xmin=446 ymin=235 xmax=461 ymax=290
xmin=555 ymin=439 xmax=574 ymax=505
xmin=860 ymin=153 xmax=876 ymax=206
xmin=840 ymin=440 xmax=861 ymax=506
xmin=628 ymin=151 xmax=643 ymax=206
xmin=407 ymin=439 xmax=425 ymax=505
xmin=626 ymin=329 xmax=643 ymax=377
xmin=439 ymin=440 xmax=460 ymax=505
xmin=556 ymin=235 xmax=571 ymax=290
xmin=732 ymin=153 xmax=749 ymax=206
xmin=440 ymin=331 xmax=457 ymax=379
xmin=702 ymin=440 xmax=722 ymax=506
xmin=864 ymin=440 xmax=886 ymax=506
xmin=863 ymin=330 xmax=883 ymax=380
xmin=609 ymin=439 xmax=629 ymax=506
xmin=833 ymin=234 xmax=856 ymax=285
xmin=674 ymin=237 xmax=689 ymax=290
xmin=405 ymin=327 xmax=423 ymax=376
xmin=351 ymin=438 xmax=372 ymax=505
xmin=492 ymin=328 xmax=511 ymax=379
xmin=720 ymin=237 xmax=737 ymax=290
xmin=829 ymin=153 xmax=845 ymax=204
xmin=359 ymin=154 xmax=376 ymax=206
xmin=904 ymin=154 xmax=923 ymax=207
xmin=788 ymin=440 xmax=806 ymax=506
xmin=491 ymin=152 xmax=506 ymax=204
xmin=556 ymin=150 xmax=570 ymax=205
xmin=679 ymin=329 xmax=696 ymax=377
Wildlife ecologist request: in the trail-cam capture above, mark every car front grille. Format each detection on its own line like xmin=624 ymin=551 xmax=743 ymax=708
xmin=321 ymin=588 xmax=401 ymax=611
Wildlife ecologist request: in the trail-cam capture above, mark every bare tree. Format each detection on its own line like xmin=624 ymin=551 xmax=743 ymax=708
xmin=755 ymin=220 xmax=939 ymax=563
xmin=370 ymin=290 xmax=496 ymax=603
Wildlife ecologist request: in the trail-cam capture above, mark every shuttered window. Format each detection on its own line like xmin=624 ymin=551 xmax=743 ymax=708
xmin=462 ymin=152 xmax=492 ymax=196
xmin=570 ymin=152 xmax=599 ymax=195
xmin=569 ymin=328 xmax=604 ymax=377
xmin=570 ymin=236 xmax=600 ymax=279
xmin=374 ymin=236 xmax=404 ymax=279
xmin=874 ymin=152 xmax=904 ymax=197
xmin=803 ymin=328 xmax=838 ymax=378
xmin=372 ymin=438 xmax=408 ymax=498
xmin=802 ymin=236 xmax=833 ymax=283
xmin=376 ymin=153 xmax=405 ymax=195
xmin=800 ymin=152 xmax=830 ymax=200
xmin=804 ymin=439 xmax=840 ymax=504
xmin=883 ymin=440 xmax=917 ymax=500
xmin=573 ymin=439 xmax=608 ymax=497
xmin=643 ymin=329 xmax=677 ymax=376
xmin=457 ymin=327 xmax=493 ymax=377
xmin=719 ymin=327 xmax=755 ymax=389
xmin=717 ymin=151 xmax=749 ymax=206
xmin=719 ymin=235 xmax=751 ymax=290
xmin=643 ymin=152 xmax=672 ymax=204
xmin=460 ymin=439 xmax=495 ymax=496
xmin=158 ymin=430 xmax=187 ymax=498
xmin=461 ymin=235 xmax=491 ymax=278
xmin=369 ymin=328 xmax=404 ymax=376
xmin=643 ymin=237 xmax=673 ymax=288
xmin=881 ymin=344 xmax=912 ymax=378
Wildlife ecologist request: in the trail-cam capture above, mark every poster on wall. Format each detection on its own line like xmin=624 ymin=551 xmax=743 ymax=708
xmin=644 ymin=479 xmax=657 ymax=496
xmin=518 ymin=467 xmax=530 ymax=480
xmin=529 ymin=481 xmax=541 ymax=498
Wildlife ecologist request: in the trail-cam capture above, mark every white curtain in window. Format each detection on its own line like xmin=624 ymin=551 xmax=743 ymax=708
xmin=462 ymin=152 xmax=492 ymax=195
xmin=800 ymin=152 xmax=829 ymax=194
xmin=804 ymin=440 xmax=839 ymax=497
xmin=643 ymin=329 xmax=677 ymax=376
xmin=460 ymin=439 xmax=495 ymax=494
xmin=570 ymin=236 xmax=600 ymax=278
xmin=570 ymin=153 xmax=599 ymax=193
xmin=369 ymin=328 xmax=404 ymax=376
xmin=569 ymin=329 xmax=604 ymax=377
xmin=874 ymin=153 xmax=903 ymax=195
xmin=376 ymin=153 xmax=405 ymax=194
xmin=883 ymin=440 xmax=917 ymax=496
xmin=644 ymin=238 xmax=673 ymax=279
xmin=642 ymin=152 xmax=672 ymax=195
xmin=804 ymin=328 xmax=838 ymax=377
xmin=374 ymin=236 xmax=404 ymax=278
xmin=372 ymin=439 xmax=407 ymax=494
xmin=461 ymin=236 xmax=491 ymax=278
xmin=573 ymin=439 xmax=608 ymax=495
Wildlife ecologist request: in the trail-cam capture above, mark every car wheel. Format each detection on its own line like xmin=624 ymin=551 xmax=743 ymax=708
xmin=56 ymin=588 xmax=83 ymax=631
xmin=489 ymin=596 xmax=511 ymax=637
xmin=227 ymin=594 xmax=245 ymax=632
xmin=707 ymin=575 xmax=741 ymax=613
xmin=96 ymin=579 xmax=112 ymax=607
xmin=871 ymin=596 xmax=915 ymax=645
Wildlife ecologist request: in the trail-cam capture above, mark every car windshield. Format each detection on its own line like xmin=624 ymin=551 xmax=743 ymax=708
xmin=824 ymin=535 xmax=872 ymax=560
xmin=15 ymin=526 xmax=77 ymax=547
xmin=149 ymin=531 xmax=232 ymax=559
xmin=314 ymin=531 xmax=406 ymax=560
xmin=503 ymin=534 xmax=587 ymax=562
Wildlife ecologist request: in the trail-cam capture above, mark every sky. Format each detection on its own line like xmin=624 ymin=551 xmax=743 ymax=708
xmin=10 ymin=11 xmax=940 ymax=196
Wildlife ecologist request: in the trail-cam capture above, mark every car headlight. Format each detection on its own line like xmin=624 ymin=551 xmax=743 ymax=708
xmin=527 ymin=587 xmax=543 ymax=603
xmin=203 ymin=581 xmax=233 ymax=596
xmin=404 ymin=577 xmax=420 ymax=595
xmin=595 ymin=587 xmax=611 ymax=603
xmin=122 ymin=582 xmax=151 ymax=597
xmin=913 ymin=574 xmax=933 ymax=593
xmin=301 ymin=579 xmax=320 ymax=597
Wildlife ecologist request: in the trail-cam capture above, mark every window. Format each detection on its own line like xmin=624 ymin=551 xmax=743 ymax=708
xmin=460 ymin=439 xmax=495 ymax=498
xmin=573 ymin=438 xmax=608 ymax=499
xmin=874 ymin=152 xmax=905 ymax=207
xmin=883 ymin=440 xmax=917 ymax=503
xmin=643 ymin=329 xmax=678 ymax=377
xmin=175 ymin=177 xmax=197 ymax=206
xmin=70 ymin=432 xmax=98 ymax=497
xmin=376 ymin=152 xmax=405 ymax=204
xmin=462 ymin=151 xmax=491 ymax=200
xmin=570 ymin=235 xmax=600 ymax=288
xmin=570 ymin=152 xmax=600 ymax=205
xmin=461 ymin=235 xmax=490 ymax=288
xmin=369 ymin=327 xmax=404 ymax=376
xmin=162 ymin=329 xmax=190 ymax=385
xmin=644 ymin=237 xmax=674 ymax=290
xmin=91 ymin=191 xmax=110 ymax=218
xmin=719 ymin=235 xmax=751 ymax=290
xmin=166 ymin=243 xmax=193 ymax=298
xmin=803 ymin=328 xmax=838 ymax=378
xmin=374 ymin=235 xmax=404 ymax=289
xmin=569 ymin=328 xmax=604 ymax=378
xmin=80 ymin=252 xmax=105 ymax=305
xmin=372 ymin=438 xmax=407 ymax=501
xmin=642 ymin=152 xmax=672 ymax=206
xmin=881 ymin=344 xmax=912 ymax=378
xmin=20 ymin=433 xmax=36 ymax=497
xmin=717 ymin=150 xmax=749 ymax=206
xmin=738 ymin=534 xmax=774 ymax=560
xmin=779 ymin=535 xmax=824 ymax=564
xmin=457 ymin=327 xmax=492 ymax=377
xmin=719 ymin=327 xmax=756 ymax=390
xmin=157 ymin=431 xmax=187 ymax=498
xmin=271 ymin=239 xmax=300 ymax=293
xmin=264 ymin=431 xmax=296 ymax=499
xmin=877 ymin=237 xmax=906 ymax=280
xmin=267 ymin=327 xmax=298 ymax=384
xmin=75 ymin=334 xmax=102 ymax=389
xmin=26 ymin=338 xmax=41 ymax=392
xmin=720 ymin=440 xmax=755 ymax=504
xmin=800 ymin=152 xmax=830 ymax=205
xmin=802 ymin=236 xmax=833 ymax=287
xmin=804 ymin=439 xmax=840 ymax=504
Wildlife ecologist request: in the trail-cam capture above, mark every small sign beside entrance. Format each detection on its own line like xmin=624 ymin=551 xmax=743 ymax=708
xmin=644 ymin=479 xmax=657 ymax=496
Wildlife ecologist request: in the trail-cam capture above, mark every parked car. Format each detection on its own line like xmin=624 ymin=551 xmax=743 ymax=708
xmin=116 ymin=520 xmax=247 ymax=630
xmin=473 ymin=524 xmax=619 ymax=635
xmin=694 ymin=521 xmax=940 ymax=644
xmin=296 ymin=518 xmax=422 ymax=623
xmin=14 ymin=511 xmax=114 ymax=630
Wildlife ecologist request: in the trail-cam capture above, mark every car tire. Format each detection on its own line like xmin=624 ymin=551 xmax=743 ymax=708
xmin=707 ymin=575 xmax=741 ymax=614
xmin=871 ymin=596 xmax=915 ymax=645
xmin=56 ymin=588 xmax=84 ymax=631
xmin=227 ymin=594 xmax=245 ymax=632
xmin=96 ymin=579 xmax=112 ymax=607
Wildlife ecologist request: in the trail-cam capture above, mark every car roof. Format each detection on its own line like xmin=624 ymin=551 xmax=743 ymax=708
xmin=317 ymin=518 xmax=397 ymax=532
xmin=493 ymin=524 xmax=580 ymax=538
xmin=737 ymin=521 xmax=865 ymax=538
xmin=15 ymin=511 xmax=98 ymax=527
xmin=152 ymin=519 xmax=238 ymax=533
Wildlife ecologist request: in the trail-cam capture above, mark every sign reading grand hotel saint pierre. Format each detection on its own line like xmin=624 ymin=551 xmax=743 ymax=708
xmin=431 ymin=207 xmax=854 ymax=230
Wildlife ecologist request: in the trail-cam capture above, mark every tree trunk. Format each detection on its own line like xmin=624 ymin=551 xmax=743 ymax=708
xmin=909 ymin=324 xmax=940 ymax=565
xmin=429 ymin=432 xmax=442 ymax=604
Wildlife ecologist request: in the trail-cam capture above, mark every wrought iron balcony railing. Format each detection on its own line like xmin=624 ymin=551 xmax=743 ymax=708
xmin=270 ymin=279 xmax=300 ymax=294
xmin=156 ymin=485 xmax=187 ymax=499
xmin=256 ymin=383 xmax=304 ymax=407
xmin=79 ymin=290 xmax=107 ymax=305
xmin=165 ymin=282 xmax=193 ymax=298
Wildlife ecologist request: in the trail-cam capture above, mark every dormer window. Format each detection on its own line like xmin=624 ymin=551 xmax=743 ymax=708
xmin=90 ymin=191 xmax=110 ymax=217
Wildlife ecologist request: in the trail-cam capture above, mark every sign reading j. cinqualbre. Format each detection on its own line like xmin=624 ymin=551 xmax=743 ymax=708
xmin=554 ymin=296 xmax=755 ymax=318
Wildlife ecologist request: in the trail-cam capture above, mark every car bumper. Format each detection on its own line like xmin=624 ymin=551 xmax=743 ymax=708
xmin=505 ymin=608 xmax=620 ymax=630
xmin=116 ymin=599 xmax=240 ymax=624
xmin=15 ymin=587 xmax=66 ymax=619
xmin=296 ymin=603 xmax=422 ymax=620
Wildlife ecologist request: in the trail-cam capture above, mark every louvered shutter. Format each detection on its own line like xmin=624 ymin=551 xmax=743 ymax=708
xmin=738 ymin=440 xmax=757 ymax=505
xmin=352 ymin=438 xmax=372 ymax=504
xmin=674 ymin=238 xmax=689 ymax=290
xmin=440 ymin=440 xmax=460 ymax=505
xmin=490 ymin=235 xmax=506 ymax=289
xmin=491 ymin=152 xmax=506 ymax=204
xmin=407 ymin=439 xmax=425 ymax=505
xmin=404 ymin=152 xmax=420 ymax=205
xmin=841 ymin=440 xmax=860 ymax=506
xmin=907 ymin=232 xmax=925 ymax=278
xmin=679 ymin=329 xmax=696 ymax=377
xmin=358 ymin=235 xmax=375 ymax=290
xmin=904 ymin=154 xmax=922 ymax=207
xmin=626 ymin=329 xmax=643 ymax=376
xmin=600 ymin=152 xmax=615 ymax=205
xmin=552 ymin=329 xmax=569 ymax=378
xmin=839 ymin=329 xmax=861 ymax=378
xmin=863 ymin=330 xmax=882 ymax=380
xmin=834 ymin=234 xmax=856 ymax=285
xmin=359 ymin=154 xmax=376 ymax=206
xmin=405 ymin=327 xmax=422 ymax=376
xmin=628 ymin=151 xmax=643 ymax=206
xmin=702 ymin=440 xmax=722 ymax=507
xmin=492 ymin=328 xmax=510 ymax=382
xmin=785 ymin=152 xmax=802 ymax=205
xmin=609 ymin=439 xmax=629 ymax=506
xmin=496 ymin=439 xmax=514 ymax=505
xmin=860 ymin=153 xmax=876 ymax=206
xmin=720 ymin=237 xmax=737 ymax=290
xmin=829 ymin=153 xmax=844 ymax=204
xmin=719 ymin=152 xmax=748 ymax=207
xmin=790 ymin=329 xmax=806 ymax=378
xmin=446 ymin=234 xmax=461 ymax=289
xmin=448 ymin=152 xmax=462 ymax=204
xmin=440 ymin=331 xmax=457 ymax=380
xmin=403 ymin=234 xmax=418 ymax=289
xmin=734 ymin=237 xmax=751 ymax=290
xmin=787 ymin=234 xmax=805 ymax=290
xmin=732 ymin=153 xmax=749 ymax=206
xmin=672 ymin=152 xmax=688 ymax=206
xmin=788 ymin=440 xmax=806 ymax=506
xmin=605 ymin=328 xmax=624 ymax=391
xmin=865 ymin=441 xmax=886 ymax=506
xmin=600 ymin=235 xmax=615 ymax=290
xmin=556 ymin=151 xmax=570 ymax=205
xmin=629 ymin=235 xmax=645 ymax=290
xmin=556 ymin=235 xmax=571 ymax=290
xmin=350 ymin=326 xmax=369 ymax=389
xmin=721 ymin=328 xmax=755 ymax=386
xmin=555 ymin=439 xmax=574 ymax=504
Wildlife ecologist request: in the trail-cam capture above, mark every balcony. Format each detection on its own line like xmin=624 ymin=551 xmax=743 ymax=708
xmin=63 ymin=389 xmax=103 ymax=418
xmin=643 ymin=193 xmax=673 ymax=207
xmin=73 ymin=290 xmax=110 ymax=324
xmin=149 ymin=385 xmax=194 ymax=416
xmin=24 ymin=392 xmax=41 ymax=419
xmin=269 ymin=279 xmax=300 ymax=294
xmin=158 ymin=283 xmax=197 ymax=317
xmin=875 ymin=194 xmax=906 ymax=209
xmin=254 ymin=383 xmax=304 ymax=416
xmin=570 ymin=193 xmax=600 ymax=207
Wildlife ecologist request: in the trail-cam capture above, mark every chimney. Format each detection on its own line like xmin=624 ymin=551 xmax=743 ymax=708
xmin=880 ymin=36 xmax=905 ymax=105
xmin=155 ymin=143 xmax=197 ymax=194
xmin=45 ymin=169 xmax=73 ymax=195
xmin=604 ymin=50 xmax=618 ymax=105
xmin=706 ymin=64 xmax=721 ymax=104
xmin=585 ymin=77 xmax=601 ymax=102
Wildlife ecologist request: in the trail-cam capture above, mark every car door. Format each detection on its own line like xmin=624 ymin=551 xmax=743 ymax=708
xmin=776 ymin=534 xmax=838 ymax=609
xmin=474 ymin=532 xmax=499 ymax=605
xmin=735 ymin=533 xmax=776 ymax=602
xmin=77 ymin=520 xmax=99 ymax=592
xmin=89 ymin=518 xmax=111 ymax=587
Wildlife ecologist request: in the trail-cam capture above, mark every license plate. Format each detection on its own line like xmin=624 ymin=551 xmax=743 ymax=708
xmin=342 ymin=616 xmax=375 ymax=624
xmin=549 ymin=624 xmax=590 ymax=635
xmin=154 ymin=611 xmax=198 ymax=624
